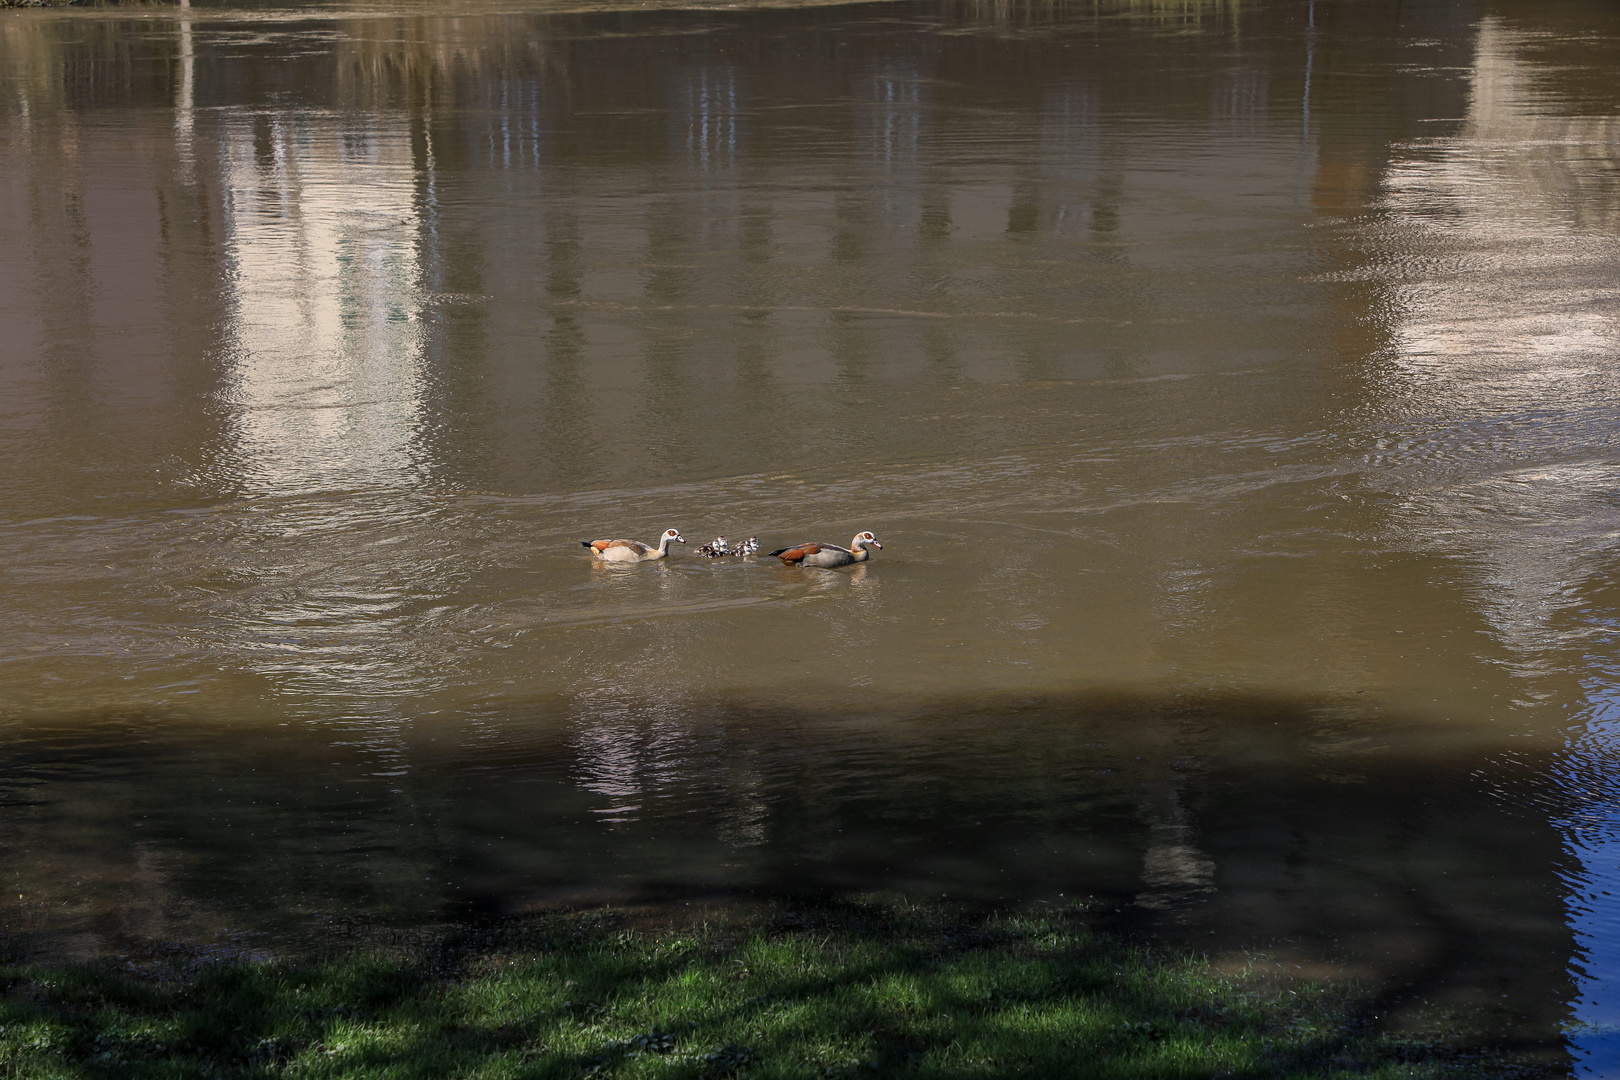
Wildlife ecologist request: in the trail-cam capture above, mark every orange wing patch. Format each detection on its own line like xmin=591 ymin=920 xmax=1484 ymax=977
xmin=590 ymin=540 xmax=614 ymax=552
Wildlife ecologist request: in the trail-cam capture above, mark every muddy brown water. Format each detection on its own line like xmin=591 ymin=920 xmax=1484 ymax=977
xmin=3 ymin=0 xmax=1620 ymax=1070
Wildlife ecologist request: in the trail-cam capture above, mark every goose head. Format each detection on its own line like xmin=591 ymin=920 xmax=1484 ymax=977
xmin=660 ymin=529 xmax=686 ymax=549
xmin=852 ymin=531 xmax=882 ymax=551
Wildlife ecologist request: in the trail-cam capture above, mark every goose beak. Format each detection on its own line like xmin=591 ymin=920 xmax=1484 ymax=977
xmin=871 ymin=541 xmax=882 ymax=549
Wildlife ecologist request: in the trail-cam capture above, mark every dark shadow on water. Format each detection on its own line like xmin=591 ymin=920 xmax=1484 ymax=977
xmin=0 ymin=688 xmax=1581 ymax=1062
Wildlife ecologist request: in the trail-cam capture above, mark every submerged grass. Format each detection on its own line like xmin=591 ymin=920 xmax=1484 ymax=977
xmin=0 ymin=903 xmax=1516 ymax=1079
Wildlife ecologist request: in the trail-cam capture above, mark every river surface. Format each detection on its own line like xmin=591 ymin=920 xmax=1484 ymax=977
xmin=3 ymin=0 xmax=1620 ymax=1070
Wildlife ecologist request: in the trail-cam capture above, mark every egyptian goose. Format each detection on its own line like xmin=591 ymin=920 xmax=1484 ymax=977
xmin=580 ymin=529 xmax=684 ymax=563
xmin=769 ymin=531 xmax=881 ymax=568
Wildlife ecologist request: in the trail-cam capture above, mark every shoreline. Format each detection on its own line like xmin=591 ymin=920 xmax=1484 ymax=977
xmin=0 ymin=900 xmax=1544 ymax=1078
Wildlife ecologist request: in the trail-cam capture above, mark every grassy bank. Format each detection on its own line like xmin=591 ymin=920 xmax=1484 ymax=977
xmin=0 ymin=903 xmax=1516 ymax=1079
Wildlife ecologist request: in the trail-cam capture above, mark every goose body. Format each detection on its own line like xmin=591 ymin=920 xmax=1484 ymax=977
xmin=581 ymin=529 xmax=684 ymax=563
xmin=769 ymin=531 xmax=881 ymax=568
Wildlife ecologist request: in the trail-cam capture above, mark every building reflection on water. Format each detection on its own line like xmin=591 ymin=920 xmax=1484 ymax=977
xmin=217 ymin=110 xmax=428 ymax=497
xmin=1 ymin=0 xmax=1619 ymax=1070
xmin=1368 ymin=13 xmax=1620 ymax=1073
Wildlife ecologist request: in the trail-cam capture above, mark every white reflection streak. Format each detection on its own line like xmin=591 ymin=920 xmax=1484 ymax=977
xmin=872 ymin=66 xmax=921 ymax=173
xmin=1377 ymin=23 xmax=1620 ymax=1073
xmin=175 ymin=0 xmax=194 ymax=181
xmin=212 ymin=113 xmax=433 ymax=716
xmin=1382 ymin=20 xmax=1620 ymax=391
xmin=571 ymin=703 xmax=690 ymax=822
xmin=684 ymin=67 xmax=739 ymax=174
xmin=1293 ymin=0 xmax=1315 ymax=202
xmin=218 ymin=115 xmax=425 ymax=494
xmin=1376 ymin=18 xmax=1620 ymax=656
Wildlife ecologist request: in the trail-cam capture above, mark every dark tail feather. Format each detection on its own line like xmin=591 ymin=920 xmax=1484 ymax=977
xmin=580 ymin=540 xmax=594 ymax=549
xmin=767 ymin=548 xmax=790 ymax=557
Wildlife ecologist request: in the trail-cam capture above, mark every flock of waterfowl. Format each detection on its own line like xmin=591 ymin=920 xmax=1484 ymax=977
xmin=581 ymin=530 xmax=883 ymax=568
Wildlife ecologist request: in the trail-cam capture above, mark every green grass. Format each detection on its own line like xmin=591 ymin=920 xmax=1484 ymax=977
xmin=0 ymin=903 xmax=1514 ymax=1078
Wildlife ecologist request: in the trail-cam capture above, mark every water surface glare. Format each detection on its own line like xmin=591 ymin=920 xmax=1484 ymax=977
xmin=3 ymin=0 xmax=1620 ymax=1070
